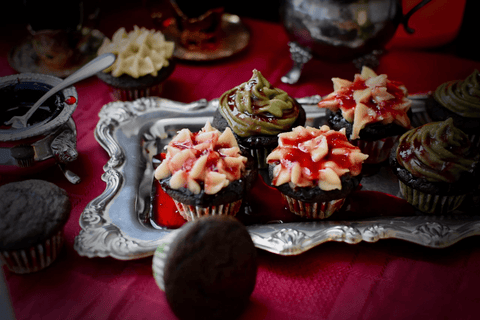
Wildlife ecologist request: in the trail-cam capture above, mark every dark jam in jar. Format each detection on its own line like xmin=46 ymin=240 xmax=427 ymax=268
xmin=0 ymin=82 xmax=65 ymax=129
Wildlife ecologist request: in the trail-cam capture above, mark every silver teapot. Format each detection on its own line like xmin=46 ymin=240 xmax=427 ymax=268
xmin=280 ymin=0 xmax=432 ymax=83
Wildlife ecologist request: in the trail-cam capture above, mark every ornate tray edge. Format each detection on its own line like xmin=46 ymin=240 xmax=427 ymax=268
xmin=74 ymin=95 xmax=480 ymax=259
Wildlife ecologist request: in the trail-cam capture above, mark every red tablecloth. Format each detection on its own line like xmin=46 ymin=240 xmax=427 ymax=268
xmin=2 ymin=9 xmax=480 ymax=320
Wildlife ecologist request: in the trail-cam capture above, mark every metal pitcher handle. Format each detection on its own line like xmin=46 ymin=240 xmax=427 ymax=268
xmin=402 ymin=0 xmax=433 ymax=34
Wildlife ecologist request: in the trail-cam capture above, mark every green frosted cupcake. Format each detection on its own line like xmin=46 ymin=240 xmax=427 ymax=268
xmin=389 ymin=118 xmax=479 ymax=214
xmin=212 ymin=69 xmax=306 ymax=168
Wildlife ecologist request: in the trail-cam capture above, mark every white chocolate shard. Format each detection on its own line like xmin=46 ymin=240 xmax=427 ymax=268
xmin=154 ymin=161 xmax=170 ymax=180
xmin=170 ymin=170 xmax=187 ymax=189
xmin=360 ymin=66 xmax=377 ymax=79
xmin=372 ymin=87 xmax=395 ymax=102
xmin=319 ymin=167 xmax=342 ymax=191
xmin=366 ymin=74 xmax=387 ymax=88
xmin=205 ymin=172 xmax=228 ymax=195
xmin=353 ymin=88 xmax=372 ymax=104
xmin=332 ymin=78 xmax=353 ymax=92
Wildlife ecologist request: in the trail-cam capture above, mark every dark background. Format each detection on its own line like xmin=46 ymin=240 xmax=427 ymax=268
xmin=0 ymin=0 xmax=477 ymax=61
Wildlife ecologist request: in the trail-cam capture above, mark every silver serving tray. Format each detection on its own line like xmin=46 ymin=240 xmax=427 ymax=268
xmin=74 ymin=96 xmax=480 ymax=260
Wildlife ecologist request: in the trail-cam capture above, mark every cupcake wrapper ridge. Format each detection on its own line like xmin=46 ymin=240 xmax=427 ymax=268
xmin=353 ymin=136 xmax=399 ymax=164
xmin=249 ymin=146 xmax=274 ymax=169
xmin=173 ymin=199 xmax=243 ymax=221
xmin=0 ymin=230 xmax=64 ymax=274
xmin=282 ymin=194 xmax=345 ymax=219
xmin=398 ymin=180 xmax=466 ymax=214
xmin=111 ymin=83 xmax=164 ymax=101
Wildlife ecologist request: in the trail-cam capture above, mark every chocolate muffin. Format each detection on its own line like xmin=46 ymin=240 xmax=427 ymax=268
xmin=389 ymin=118 xmax=479 ymax=214
xmin=266 ymin=126 xmax=368 ymax=219
xmin=426 ymin=70 xmax=480 ymax=148
xmin=0 ymin=179 xmax=71 ymax=274
xmin=212 ymin=69 xmax=306 ymax=168
xmin=154 ymin=122 xmax=257 ymax=221
xmin=153 ymin=215 xmax=257 ymax=320
xmin=318 ymin=66 xmax=412 ymax=164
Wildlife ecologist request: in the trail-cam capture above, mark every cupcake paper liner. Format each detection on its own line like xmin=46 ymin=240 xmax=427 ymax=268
xmin=282 ymin=194 xmax=345 ymax=219
xmin=173 ymin=199 xmax=243 ymax=221
xmin=152 ymin=229 xmax=181 ymax=292
xmin=353 ymin=136 xmax=399 ymax=164
xmin=248 ymin=146 xmax=274 ymax=169
xmin=398 ymin=180 xmax=466 ymax=214
xmin=0 ymin=230 xmax=64 ymax=274
xmin=111 ymin=83 xmax=164 ymax=101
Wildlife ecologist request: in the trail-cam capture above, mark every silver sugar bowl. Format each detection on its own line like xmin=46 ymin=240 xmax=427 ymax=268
xmin=0 ymin=73 xmax=81 ymax=184
xmin=280 ymin=0 xmax=432 ymax=83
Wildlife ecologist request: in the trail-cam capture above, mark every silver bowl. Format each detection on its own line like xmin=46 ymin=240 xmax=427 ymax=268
xmin=0 ymin=73 xmax=81 ymax=184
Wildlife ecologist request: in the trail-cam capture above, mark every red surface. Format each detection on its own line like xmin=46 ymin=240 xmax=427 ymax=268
xmin=2 ymin=6 xmax=480 ymax=320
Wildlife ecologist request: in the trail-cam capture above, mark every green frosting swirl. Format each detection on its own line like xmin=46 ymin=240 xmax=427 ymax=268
xmin=218 ymin=69 xmax=299 ymax=137
xmin=396 ymin=118 xmax=475 ymax=183
xmin=434 ymin=69 xmax=480 ymax=118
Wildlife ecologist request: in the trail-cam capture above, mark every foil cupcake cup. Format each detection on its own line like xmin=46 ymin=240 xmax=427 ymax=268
xmin=0 ymin=230 xmax=64 ymax=274
xmin=353 ymin=136 xmax=399 ymax=164
xmin=173 ymin=199 xmax=243 ymax=221
xmin=111 ymin=83 xmax=164 ymax=101
xmin=398 ymin=180 xmax=466 ymax=214
xmin=281 ymin=194 xmax=345 ymax=219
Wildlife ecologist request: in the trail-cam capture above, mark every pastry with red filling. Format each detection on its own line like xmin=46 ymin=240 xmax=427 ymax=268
xmin=389 ymin=118 xmax=479 ymax=214
xmin=212 ymin=69 xmax=306 ymax=168
xmin=318 ymin=66 xmax=412 ymax=164
xmin=266 ymin=125 xmax=369 ymax=219
xmin=154 ymin=122 xmax=257 ymax=221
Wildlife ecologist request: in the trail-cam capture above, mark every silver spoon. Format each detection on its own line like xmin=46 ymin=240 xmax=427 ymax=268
xmin=6 ymin=53 xmax=116 ymax=129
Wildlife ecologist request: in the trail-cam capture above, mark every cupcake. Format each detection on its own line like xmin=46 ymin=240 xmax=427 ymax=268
xmin=153 ymin=215 xmax=257 ymax=320
xmin=212 ymin=69 xmax=306 ymax=168
xmin=318 ymin=66 xmax=412 ymax=164
xmin=0 ymin=180 xmax=71 ymax=274
xmin=426 ymin=70 xmax=480 ymax=148
xmin=266 ymin=125 xmax=369 ymax=219
xmin=97 ymin=25 xmax=175 ymax=101
xmin=154 ymin=122 xmax=257 ymax=221
xmin=389 ymin=118 xmax=479 ymax=214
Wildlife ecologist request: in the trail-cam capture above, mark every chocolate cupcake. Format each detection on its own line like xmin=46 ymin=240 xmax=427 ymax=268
xmin=426 ymin=70 xmax=480 ymax=148
xmin=97 ymin=26 xmax=175 ymax=101
xmin=0 ymin=180 xmax=71 ymax=274
xmin=152 ymin=215 xmax=257 ymax=320
xmin=154 ymin=122 xmax=257 ymax=221
xmin=212 ymin=69 xmax=306 ymax=168
xmin=389 ymin=118 xmax=479 ymax=214
xmin=318 ymin=66 xmax=412 ymax=164
xmin=266 ymin=126 xmax=368 ymax=219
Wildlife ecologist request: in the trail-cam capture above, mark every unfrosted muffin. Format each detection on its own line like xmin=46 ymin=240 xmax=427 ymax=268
xmin=266 ymin=125 xmax=368 ymax=219
xmin=153 ymin=215 xmax=257 ymax=320
xmin=97 ymin=25 xmax=175 ymax=101
xmin=212 ymin=69 xmax=306 ymax=168
xmin=0 ymin=179 xmax=71 ymax=274
xmin=318 ymin=66 xmax=412 ymax=164
xmin=154 ymin=122 xmax=257 ymax=221
xmin=389 ymin=118 xmax=479 ymax=214
xmin=426 ymin=70 xmax=480 ymax=148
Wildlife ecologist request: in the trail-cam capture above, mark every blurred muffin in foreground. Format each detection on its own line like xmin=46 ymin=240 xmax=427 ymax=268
xmin=97 ymin=25 xmax=175 ymax=101
xmin=0 ymin=180 xmax=71 ymax=274
xmin=267 ymin=125 xmax=368 ymax=219
xmin=389 ymin=118 xmax=479 ymax=214
xmin=153 ymin=215 xmax=257 ymax=320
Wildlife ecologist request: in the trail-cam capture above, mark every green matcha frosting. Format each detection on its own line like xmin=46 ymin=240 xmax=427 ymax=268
xmin=218 ymin=69 xmax=299 ymax=137
xmin=396 ymin=118 xmax=475 ymax=183
xmin=433 ymin=70 xmax=480 ymax=118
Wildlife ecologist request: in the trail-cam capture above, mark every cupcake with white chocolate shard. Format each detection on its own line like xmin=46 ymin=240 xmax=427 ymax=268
xmin=97 ymin=25 xmax=175 ymax=101
xmin=154 ymin=122 xmax=257 ymax=221
xmin=318 ymin=66 xmax=412 ymax=164
xmin=266 ymin=125 xmax=368 ymax=219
